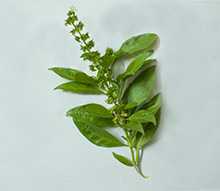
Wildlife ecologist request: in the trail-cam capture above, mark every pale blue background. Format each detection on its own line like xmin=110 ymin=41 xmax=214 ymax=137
xmin=0 ymin=0 xmax=220 ymax=190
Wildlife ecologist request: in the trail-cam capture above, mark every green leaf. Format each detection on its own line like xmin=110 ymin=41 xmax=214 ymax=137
xmin=112 ymin=152 xmax=134 ymax=167
xmin=116 ymin=33 xmax=159 ymax=59
xmin=118 ymin=65 xmax=146 ymax=101
xmin=67 ymin=103 xmax=112 ymax=118
xmin=124 ymin=121 xmax=144 ymax=134
xmin=49 ymin=67 xmax=97 ymax=85
xmin=124 ymin=65 xmax=156 ymax=105
xmin=118 ymin=52 xmax=155 ymax=80
xmin=55 ymin=81 xmax=103 ymax=94
xmin=67 ymin=103 xmax=114 ymax=128
xmin=124 ymin=102 xmax=137 ymax=110
xmin=137 ymin=125 xmax=157 ymax=148
xmin=142 ymin=93 xmax=162 ymax=114
xmin=73 ymin=119 xmax=125 ymax=147
xmin=68 ymin=104 xmax=125 ymax=147
xmin=129 ymin=110 xmax=156 ymax=125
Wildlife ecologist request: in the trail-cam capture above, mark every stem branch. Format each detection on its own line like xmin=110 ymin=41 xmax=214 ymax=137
xmin=124 ymin=130 xmax=147 ymax=178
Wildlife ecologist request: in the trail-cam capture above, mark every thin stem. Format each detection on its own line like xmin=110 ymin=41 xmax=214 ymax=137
xmin=136 ymin=146 xmax=149 ymax=179
xmin=136 ymin=147 xmax=139 ymax=165
xmin=124 ymin=130 xmax=135 ymax=164
xmin=124 ymin=130 xmax=148 ymax=178
xmin=129 ymin=145 xmax=136 ymax=166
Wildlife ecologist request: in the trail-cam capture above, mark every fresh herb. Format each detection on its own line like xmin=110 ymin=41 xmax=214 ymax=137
xmin=49 ymin=7 xmax=161 ymax=178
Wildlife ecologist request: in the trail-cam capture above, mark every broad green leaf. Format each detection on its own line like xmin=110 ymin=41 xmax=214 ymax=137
xmin=68 ymin=104 xmax=124 ymax=147
xmin=137 ymin=125 xmax=157 ymax=148
xmin=49 ymin=67 xmax=97 ymax=85
xmin=72 ymin=119 xmax=125 ymax=147
xmin=112 ymin=152 xmax=134 ymax=167
xmin=142 ymin=93 xmax=162 ymax=114
xmin=67 ymin=103 xmax=114 ymax=128
xmin=116 ymin=33 xmax=159 ymax=59
xmin=67 ymin=103 xmax=112 ymax=118
xmin=118 ymin=52 xmax=155 ymax=80
xmin=124 ymin=121 xmax=144 ymax=134
xmin=118 ymin=64 xmax=149 ymax=101
xmin=124 ymin=65 xmax=156 ymax=105
xmin=55 ymin=81 xmax=103 ymax=94
xmin=129 ymin=110 xmax=156 ymax=125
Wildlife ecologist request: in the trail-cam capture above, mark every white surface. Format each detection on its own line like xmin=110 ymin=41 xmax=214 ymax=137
xmin=0 ymin=0 xmax=220 ymax=190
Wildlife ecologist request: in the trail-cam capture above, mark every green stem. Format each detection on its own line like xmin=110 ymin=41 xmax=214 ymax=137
xmin=136 ymin=147 xmax=139 ymax=165
xmin=136 ymin=147 xmax=149 ymax=179
xmin=124 ymin=130 xmax=147 ymax=178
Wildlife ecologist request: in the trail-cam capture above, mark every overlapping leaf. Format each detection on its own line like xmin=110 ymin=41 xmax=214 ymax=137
xmin=137 ymin=125 xmax=157 ymax=148
xmin=118 ymin=51 xmax=154 ymax=80
xmin=129 ymin=110 xmax=156 ymax=125
xmin=123 ymin=121 xmax=144 ymax=134
xmin=130 ymin=94 xmax=161 ymax=148
xmin=67 ymin=103 xmax=114 ymax=127
xmin=142 ymin=93 xmax=162 ymax=114
xmin=124 ymin=65 xmax=156 ymax=105
xmin=50 ymin=67 xmax=103 ymax=94
xmin=115 ymin=33 xmax=159 ymax=59
xmin=67 ymin=104 xmax=125 ymax=147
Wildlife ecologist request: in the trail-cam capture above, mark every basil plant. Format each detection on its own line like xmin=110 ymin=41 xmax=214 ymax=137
xmin=49 ymin=8 xmax=161 ymax=178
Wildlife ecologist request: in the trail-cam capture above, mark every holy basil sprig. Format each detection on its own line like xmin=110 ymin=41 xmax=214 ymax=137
xmin=49 ymin=7 xmax=161 ymax=178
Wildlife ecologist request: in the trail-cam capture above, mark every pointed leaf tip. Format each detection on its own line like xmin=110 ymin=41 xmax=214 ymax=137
xmin=112 ymin=152 xmax=134 ymax=167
